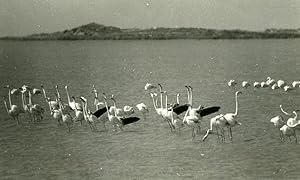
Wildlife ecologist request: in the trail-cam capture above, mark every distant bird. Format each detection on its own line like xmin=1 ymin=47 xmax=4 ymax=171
xmin=260 ymin=82 xmax=268 ymax=88
xmin=3 ymin=94 xmax=22 ymax=125
xmin=253 ymin=82 xmax=260 ymax=88
xmin=58 ymin=98 xmax=73 ymax=132
xmin=32 ymin=88 xmax=42 ymax=95
xmin=277 ymin=80 xmax=286 ymax=88
xmin=136 ymin=103 xmax=148 ymax=120
xmin=283 ymin=85 xmax=292 ymax=92
xmin=144 ymin=83 xmax=156 ymax=91
xmin=71 ymin=96 xmax=84 ymax=125
xmin=292 ymin=81 xmax=300 ymax=88
xmin=271 ymin=84 xmax=279 ymax=90
xmin=80 ymin=96 xmax=98 ymax=131
xmin=242 ymin=81 xmax=250 ymax=88
xmin=103 ymin=93 xmax=123 ymax=132
xmin=228 ymin=80 xmax=237 ymax=87
xmin=266 ymin=77 xmax=276 ymax=86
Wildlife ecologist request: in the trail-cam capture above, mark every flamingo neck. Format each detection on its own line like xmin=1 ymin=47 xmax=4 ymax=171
xmin=21 ymin=93 xmax=26 ymax=109
xmin=186 ymin=87 xmax=190 ymax=105
xmin=183 ymin=108 xmax=190 ymax=123
xmin=28 ymin=91 xmax=33 ymax=106
xmin=55 ymin=87 xmax=61 ymax=99
xmin=293 ymin=111 xmax=298 ymax=119
xmin=72 ymin=98 xmax=78 ymax=112
xmin=104 ymin=99 xmax=111 ymax=118
xmin=65 ymin=87 xmax=72 ymax=104
xmin=3 ymin=99 xmax=9 ymax=113
xmin=112 ymin=100 xmax=117 ymax=116
xmin=165 ymin=93 xmax=168 ymax=111
xmin=234 ymin=93 xmax=239 ymax=116
xmin=176 ymin=94 xmax=180 ymax=105
xmin=190 ymin=88 xmax=193 ymax=107
xmin=81 ymin=101 xmax=87 ymax=120
xmin=41 ymin=87 xmax=47 ymax=99
xmin=8 ymin=87 xmax=12 ymax=108
xmin=151 ymin=95 xmax=158 ymax=110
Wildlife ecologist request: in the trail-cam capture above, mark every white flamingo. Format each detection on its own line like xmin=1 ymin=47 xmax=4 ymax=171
xmin=71 ymin=96 xmax=84 ymax=125
xmin=280 ymin=125 xmax=297 ymax=143
xmin=55 ymin=85 xmax=73 ymax=114
xmin=253 ymin=82 xmax=260 ymax=88
xmin=202 ymin=114 xmax=227 ymax=142
xmin=260 ymin=82 xmax=268 ymax=88
xmin=103 ymin=93 xmax=123 ymax=132
xmin=242 ymin=81 xmax=250 ymax=88
xmin=207 ymin=91 xmax=242 ymax=142
xmin=169 ymin=105 xmax=184 ymax=132
xmin=266 ymin=77 xmax=276 ymax=86
xmin=271 ymin=84 xmax=279 ymax=90
xmin=65 ymin=85 xmax=83 ymax=111
xmin=41 ymin=84 xmax=59 ymax=113
xmin=277 ymin=80 xmax=286 ymax=88
xmin=270 ymin=115 xmax=285 ymax=141
xmin=80 ymin=97 xmax=97 ymax=131
xmin=58 ymin=98 xmax=73 ymax=132
xmin=3 ymin=85 xmax=23 ymax=124
xmin=292 ymin=81 xmax=300 ymax=88
xmin=20 ymin=88 xmax=32 ymax=121
xmin=150 ymin=93 xmax=163 ymax=116
xmin=228 ymin=80 xmax=237 ymax=87
xmin=283 ymin=85 xmax=292 ymax=92
xmin=144 ymin=83 xmax=156 ymax=91
xmin=28 ymin=89 xmax=45 ymax=122
xmin=136 ymin=103 xmax=148 ymax=120
xmin=182 ymin=104 xmax=202 ymax=140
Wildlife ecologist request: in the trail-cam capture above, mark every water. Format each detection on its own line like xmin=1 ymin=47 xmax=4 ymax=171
xmin=0 ymin=39 xmax=300 ymax=179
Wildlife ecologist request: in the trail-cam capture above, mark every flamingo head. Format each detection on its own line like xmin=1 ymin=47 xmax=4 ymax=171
xmin=71 ymin=96 xmax=75 ymax=100
xmin=40 ymin=84 xmax=44 ymax=88
xmin=4 ymin=85 xmax=10 ymax=89
xmin=3 ymin=96 xmax=6 ymax=100
xmin=236 ymin=91 xmax=242 ymax=95
xmin=55 ymin=85 xmax=58 ymax=89
xmin=177 ymin=93 xmax=180 ymax=97
xmin=64 ymin=85 xmax=68 ymax=89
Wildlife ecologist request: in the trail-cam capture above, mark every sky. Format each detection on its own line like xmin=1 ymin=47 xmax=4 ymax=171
xmin=0 ymin=0 xmax=300 ymax=37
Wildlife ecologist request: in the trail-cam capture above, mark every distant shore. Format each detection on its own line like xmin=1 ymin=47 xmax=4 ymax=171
xmin=1 ymin=23 xmax=300 ymax=40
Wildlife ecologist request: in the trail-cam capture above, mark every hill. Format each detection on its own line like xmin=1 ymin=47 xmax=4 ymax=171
xmin=1 ymin=23 xmax=300 ymax=40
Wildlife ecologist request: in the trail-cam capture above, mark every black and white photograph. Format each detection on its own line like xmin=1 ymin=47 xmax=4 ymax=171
xmin=1 ymin=0 xmax=300 ymax=179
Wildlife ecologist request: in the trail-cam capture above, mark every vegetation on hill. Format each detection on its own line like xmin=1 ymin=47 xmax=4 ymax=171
xmin=1 ymin=23 xmax=300 ymax=40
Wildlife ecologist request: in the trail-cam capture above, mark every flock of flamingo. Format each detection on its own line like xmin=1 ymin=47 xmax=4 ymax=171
xmin=228 ymin=76 xmax=300 ymax=143
xmin=2 ymin=77 xmax=300 ymax=143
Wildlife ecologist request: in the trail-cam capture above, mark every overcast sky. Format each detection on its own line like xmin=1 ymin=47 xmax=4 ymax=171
xmin=1 ymin=0 xmax=300 ymax=36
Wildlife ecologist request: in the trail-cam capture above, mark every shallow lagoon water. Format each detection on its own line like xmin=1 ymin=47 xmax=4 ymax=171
xmin=0 ymin=39 xmax=300 ymax=179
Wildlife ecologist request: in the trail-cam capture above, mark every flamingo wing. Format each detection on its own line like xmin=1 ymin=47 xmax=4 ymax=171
xmin=92 ymin=106 xmax=110 ymax=118
xmin=120 ymin=117 xmax=140 ymax=125
xmin=172 ymin=104 xmax=189 ymax=115
xmin=198 ymin=106 xmax=221 ymax=117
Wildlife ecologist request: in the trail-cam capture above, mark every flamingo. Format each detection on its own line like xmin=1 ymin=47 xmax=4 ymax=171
xmin=207 ymin=91 xmax=242 ymax=142
xmin=186 ymin=86 xmax=220 ymax=118
xmin=28 ymin=89 xmax=45 ymax=122
xmin=3 ymin=85 xmax=22 ymax=124
xmin=182 ymin=104 xmax=202 ymax=140
xmin=136 ymin=103 xmax=148 ymax=120
xmin=144 ymin=83 xmax=156 ymax=91
xmin=10 ymin=88 xmax=21 ymax=95
xmin=58 ymin=98 xmax=73 ymax=132
xmin=65 ymin=85 xmax=83 ymax=111
xmin=3 ymin=96 xmax=22 ymax=124
xmin=20 ymin=88 xmax=32 ymax=121
xmin=270 ymin=115 xmax=285 ymax=141
xmin=202 ymin=114 xmax=227 ymax=142
xmin=228 ymin=80 xmax=237 ymax=87
xmin=71 ymin=96 xmax=84 ymax=125
xmin=271 ymin=84 xmax=279 ymax=90
xmin=253 ymin=82 xmax=260 ymax=88
xmin=171 ymin=93 xmax=189 ymax=115
xmin=150 ymin=92 xmax=163 ymax=116
xmin=283 ymin=85 xmax=292 ymax=92
xmin=242 ymin=81 xmax=250 ymax=88
xmin=169 ymin=104 xmax=184 ymax=132
xmin=123 ymin=105 xmax=134 ymax=116
xmin=79 ymin=97 xmax=97 ymax=131
xmin=266 ymin=77 xmax=276 ymax=86
xmin=280 ymin=125 xmax=297 ymax=143
xmin=109 ymin=95 xmax=126 ymax=118
xmin=103 ymin=93 xmax=123 ymax=132
xmin=41 ymin=84 xmax=59 ymax=113
xmin=55 ymin=85 xmax=73 ymax=114
xmin=32 ymin=88 xmax=42 ymax=95
xmin=277 ymin=80 xmax=286 ymax=88
xmin=260 ymin=82 xmax=268 ymax=88
xmin=292 ymin=81 xmax=300 ymax=88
